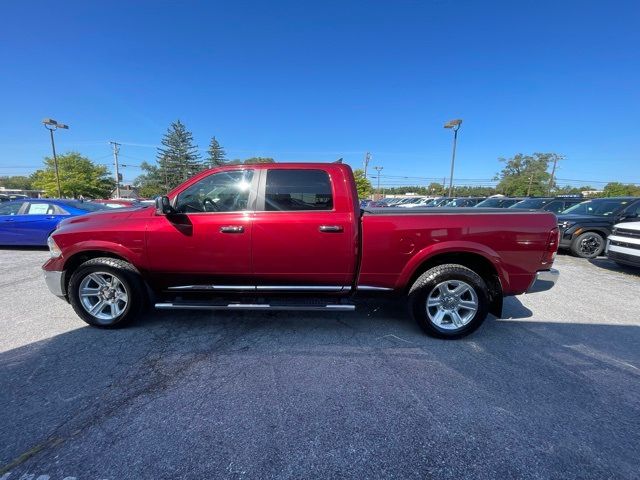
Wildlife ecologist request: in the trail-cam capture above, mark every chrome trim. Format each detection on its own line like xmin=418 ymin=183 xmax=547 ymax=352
xmin=43 ymin=270 xmax=65 ymax=298
xmin=256 ymin=285 xmax=345 ymax=291
xmin=526 ymin=268 xmax=559 ymax=294
xmin=356 ymin=285 xmax=393 ymax=291
xmin=167 ymin=285 xmax=255 ymax=291
xmin=167 ymin=285 xmax=347 ymax=292
xmin=155 ymin=303 xmax=356 ymax=312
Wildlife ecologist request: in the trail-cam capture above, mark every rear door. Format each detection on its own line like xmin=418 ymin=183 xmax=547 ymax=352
xmin=251 ymin=168 xmax=356 ymax=289
xmin=21 ymin=202 xmax=68 ymax=244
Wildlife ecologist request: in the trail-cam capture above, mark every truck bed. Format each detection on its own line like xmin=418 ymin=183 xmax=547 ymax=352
xmin=358 ymin=207 xmax=557 ymax=295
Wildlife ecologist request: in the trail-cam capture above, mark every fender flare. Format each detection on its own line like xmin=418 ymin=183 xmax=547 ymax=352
xmin=396 ymin=241 xmax=508 ymax=292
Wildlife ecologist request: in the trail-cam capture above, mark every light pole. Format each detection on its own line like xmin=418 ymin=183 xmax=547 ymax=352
xmin=43 ymin=118 xmax=69 ymax=198
xmin=374 ymin=166 xmax=383 ymax=198
xmin=444 ymin=119 xmax=462 ymax=197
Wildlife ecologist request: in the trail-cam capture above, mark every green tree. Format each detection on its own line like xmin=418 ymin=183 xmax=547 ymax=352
xmin=206 ymin=136 xmax=227 ymax=167
xmin=134 ymin=162 xmax=166 ymax=198
xmin=602 ymin=182 xmax=640 ymax=197
xmin=243 ymin=157 xmax=275 ymax=164
xmin=31 ymin=152 xmax=114 ymax=198
xmin=353 ymin=169 xmax=372 ymax=199
xmin=0 ymin=176 xmax=34 ymax=190
xmin=495 ymin=153 xmax=560 ymax=196
xmin=427 ymin=182 xmax=445 ymax=196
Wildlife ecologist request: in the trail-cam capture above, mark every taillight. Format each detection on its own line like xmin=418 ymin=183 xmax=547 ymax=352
xmin=541 ymin=227 xmax=560 ymax=265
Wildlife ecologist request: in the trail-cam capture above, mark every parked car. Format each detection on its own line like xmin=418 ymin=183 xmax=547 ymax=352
xmin=0 ymin=199 xmax=109 ymax=246
xmin=92 ymin=199 xmax=141 ymax=209
xmin=606 ymin=221 xmax=640 ymax=267
xmin=509 ymin=196 xmax=584 ymax=213
xmin=43 ymin=163 xmax=559 ymax=338
xmin=398 ymin=197 xmax=437 ymax=208
xmin=475 ymin=197 xmax=525 ymax=208
xmin=424 ymin=197 xmax=451 ymax=207
xmin=397 ymin=197 xmax=430 ymax=208
xmin=557 ymin=197 xmax=640 ymax=258
xmin=443 ymin=197 xmax=487 ymax=208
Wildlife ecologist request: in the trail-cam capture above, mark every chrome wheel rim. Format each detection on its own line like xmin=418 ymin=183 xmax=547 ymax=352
xmin=426 ymin=280 xmax=478 ymax=330
xmin=579 ymin=234 xmax=602 ymax=256
xmin=79 ymin=272 xmax=128 ymax=322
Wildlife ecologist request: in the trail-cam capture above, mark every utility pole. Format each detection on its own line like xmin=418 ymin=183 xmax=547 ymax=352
xmin=548 ymin=155 xmax=561 ymax=195
xmin=527 ymin=174 xmax=534 ymax=197
xmin=110 ymin=141 xmax=121 ymax=198
xmin=374 ymin=166 xmax=383 ymax=198
xmin=363 ymin=152 xmax=371 ymax=178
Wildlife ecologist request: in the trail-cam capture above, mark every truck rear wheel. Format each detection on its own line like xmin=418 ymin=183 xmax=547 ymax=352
xmin=408 ymin=264 xmax=489 ymax=339
xmin=68 ymin=257 xmax=145 ymax=328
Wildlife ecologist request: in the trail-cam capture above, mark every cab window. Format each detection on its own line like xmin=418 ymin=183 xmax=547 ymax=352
xmin=264 ymin=169 xmax=333 ymax=211
xmin=175 ymin=170 xmax=255 ymax=213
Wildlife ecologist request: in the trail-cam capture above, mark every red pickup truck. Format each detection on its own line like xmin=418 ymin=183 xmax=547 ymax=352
xmin=43 ymin=163 xmax=559 ymax=338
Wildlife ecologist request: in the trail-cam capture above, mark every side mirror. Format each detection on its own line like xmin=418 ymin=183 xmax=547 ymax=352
xmin=155 ymin=196 xmax=176 ymax=215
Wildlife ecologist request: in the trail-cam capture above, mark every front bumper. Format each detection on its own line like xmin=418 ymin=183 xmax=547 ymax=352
xmin=526 ymin=269 xmax=559 ymax=294
xmin=43 ymin=270 xmax=65 ymax=299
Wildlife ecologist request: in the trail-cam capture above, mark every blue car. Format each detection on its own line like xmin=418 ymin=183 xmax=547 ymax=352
xmin=0 ymin=199 xmax=109 ymax=246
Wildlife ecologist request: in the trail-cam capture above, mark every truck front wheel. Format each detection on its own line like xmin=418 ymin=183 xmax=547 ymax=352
xmin=68 ymin=257 xmax=145 ymax=328
xmin=408 ymin=264 xmax=489 ymax=339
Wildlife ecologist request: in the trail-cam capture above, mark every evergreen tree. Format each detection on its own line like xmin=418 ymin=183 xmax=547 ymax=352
xmin=155 ymin=120 xmax=202 ymax=188
xmin=206 ymin=136 xmax=227 ymax=167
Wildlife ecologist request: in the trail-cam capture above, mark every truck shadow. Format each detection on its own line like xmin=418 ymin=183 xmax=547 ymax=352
xmin=1 ymin=298 xmax=638 ymax=473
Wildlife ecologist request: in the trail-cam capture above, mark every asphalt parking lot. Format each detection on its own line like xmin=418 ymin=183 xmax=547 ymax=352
xmin=1 ymin=249 xmax=639 ymax=480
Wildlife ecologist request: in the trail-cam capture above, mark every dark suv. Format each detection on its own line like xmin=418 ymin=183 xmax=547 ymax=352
xmin=557 ymin=197 xmax=640 ymax=258
xmin=509 ymin=196 xmax=584 ymax=214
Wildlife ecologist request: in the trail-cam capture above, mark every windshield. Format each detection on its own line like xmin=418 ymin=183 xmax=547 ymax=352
xmin=509 ymin=198 xmax=551 ymax=209
xmin=59 ymin=200 xmax=111 ymax=212
xmin=562 ymin=199 xmax=631 ymax=216
xmin=475 ymin=198 xmax=503 ymax=208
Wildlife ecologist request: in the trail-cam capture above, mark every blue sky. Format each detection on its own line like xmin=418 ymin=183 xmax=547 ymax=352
xmin=1 ymin=0 xmax=638 ymax=188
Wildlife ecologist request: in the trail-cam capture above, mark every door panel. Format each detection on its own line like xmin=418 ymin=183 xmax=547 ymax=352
xmin=145 ymin=212 xmax=253 ymax=291
xmin=251 ymin=211 xmax=355 ymax=286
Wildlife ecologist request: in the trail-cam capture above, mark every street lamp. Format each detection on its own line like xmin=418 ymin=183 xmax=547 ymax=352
xmin=444 ymin=118 xmax=462 ymax=198
xmin=43 ymin=118 xmax=69 ymax=198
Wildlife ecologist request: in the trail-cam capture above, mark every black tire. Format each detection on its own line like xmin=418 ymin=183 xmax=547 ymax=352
xmin=68 ymin=257 xmax=145 ymax=328
xmin=408 ymin=264 xmax=490 ymax=339
xmin=570 ymin=231 xmax=605 ymax=259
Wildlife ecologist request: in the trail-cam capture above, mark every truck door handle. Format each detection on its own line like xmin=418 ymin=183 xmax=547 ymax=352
xmin=220 ymin=225 xmax=244 ymax=233
xmin=319 ymin=225 xmax=343 ymax=233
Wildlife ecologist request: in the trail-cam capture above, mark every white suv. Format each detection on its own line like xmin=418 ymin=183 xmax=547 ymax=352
xmin=606 ymin=222 xmax=640 ymax=267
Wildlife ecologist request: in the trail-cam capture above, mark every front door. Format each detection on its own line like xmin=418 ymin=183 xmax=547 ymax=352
xmin=145 ymin=169 xmax=257 ymax=292
xmin=251 ymin=168 xmax=356 ymax=288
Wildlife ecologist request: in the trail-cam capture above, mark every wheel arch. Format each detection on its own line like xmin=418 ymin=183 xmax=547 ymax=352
xmin=62 ymin=250 xmax=134 ymax=294
xmin=402 ymin=249 xmax=504 ymax=318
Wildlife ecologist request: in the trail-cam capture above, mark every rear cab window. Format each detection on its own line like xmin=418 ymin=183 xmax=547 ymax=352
xmin=264 ymin=169 xmax=333 ymax=211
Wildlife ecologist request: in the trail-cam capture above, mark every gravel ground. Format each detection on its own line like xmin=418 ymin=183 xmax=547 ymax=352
xmin=1 ymin=249 xmax=639 ymax=480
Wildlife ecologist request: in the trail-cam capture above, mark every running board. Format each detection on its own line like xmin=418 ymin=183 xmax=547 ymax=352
xmin=155 ymin=302 xmax=356 ymax=312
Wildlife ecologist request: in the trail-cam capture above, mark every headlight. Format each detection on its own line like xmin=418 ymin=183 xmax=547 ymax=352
xmin=47 ymin=236 xmax=62 ymax=258
xmin=559 ymin=221 xmax=576 ymax=229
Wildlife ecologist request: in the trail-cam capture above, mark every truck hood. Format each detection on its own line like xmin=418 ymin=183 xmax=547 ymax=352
xmin=556 ymin=213 xmax=613 ymax=224
xmin=58 ymin=206 xmax=152 ymax=229
xmin=614 ymin=221 xmax=640 ymax=231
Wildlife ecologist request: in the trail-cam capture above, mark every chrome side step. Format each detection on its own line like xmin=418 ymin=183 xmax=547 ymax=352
xmin=155 ymin=302 xmax=356 ymax=312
